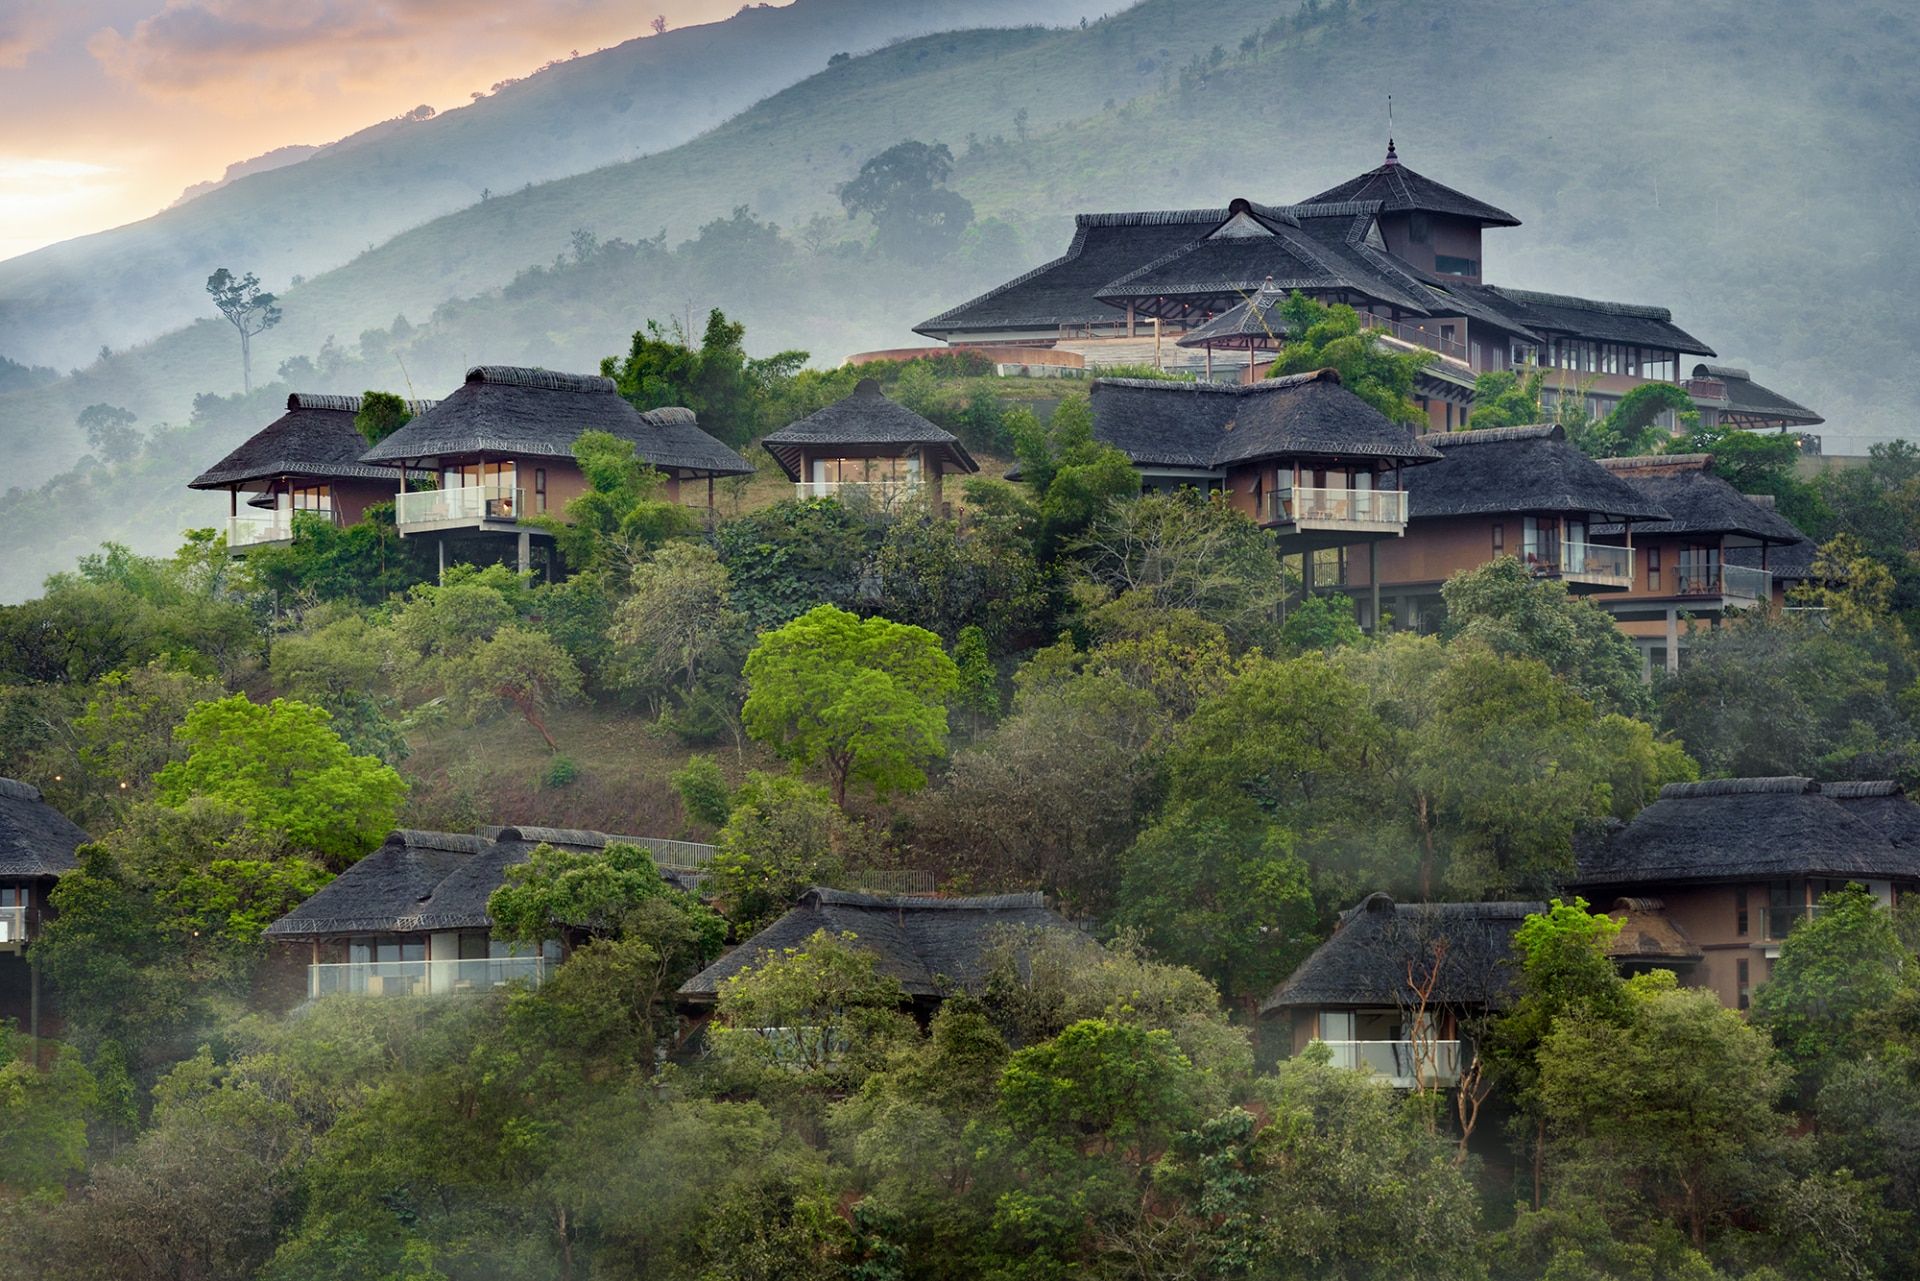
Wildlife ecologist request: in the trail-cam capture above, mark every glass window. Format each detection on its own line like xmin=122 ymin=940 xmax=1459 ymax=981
xmin=0 ymin=886 xmax=26 ymax=907
xmin=290 ymin=484 xmax=333 ymax=514
xmin=1491 ymin=522 xmax=1504 ymax=556
xmin=1647 ymin=546 xmax=1661 ymax=592
xmin=1434 ymin=255 xmax=1477 ymax=277
xmin=1735 ymin=886 xmax=1748 ymax=936
xmin=534 ymin=468 xmax=547 ymax=513
xmin=1737 ymin=959 xmax=1751 ymax=1011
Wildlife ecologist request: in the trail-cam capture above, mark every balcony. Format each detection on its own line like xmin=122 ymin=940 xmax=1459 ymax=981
xmin=0 ymin=906 xmax=26 ymax=951
xmin=395 ymin=485 xmax=527 ymax=530
xmin=1676 ymin=560 xmax=1772 ymax=605
xmin=1356 ymin=312 xmax=1471 ymax=365
xmin=306 ymin=956 xmax=549 ymax=998
xmin=1523 ymin=540 xmax=1635 ymax=590
xmin=1267 ymin=487 xmax=1409 ymax=534
xmin=227 ymin=510 xmax=295 ymax=550
xmin=1314 ymin=1038 xmax=1463 ymax=1088
xmin=794 ymin=478 xmax=923 ymax=509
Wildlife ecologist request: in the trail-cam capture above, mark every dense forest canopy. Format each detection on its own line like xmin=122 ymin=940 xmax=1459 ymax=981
xmin=0 ymin=301 xmax=1918 ymax=1277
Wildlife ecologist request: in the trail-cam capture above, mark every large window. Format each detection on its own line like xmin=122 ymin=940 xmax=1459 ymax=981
xmin=1434 ymin=254 xmax=1478 ymax=277
xmin=811 ymin=456 xmax=920 ymax=485
xmin=289 ymin=484 xmax=332 ymax=514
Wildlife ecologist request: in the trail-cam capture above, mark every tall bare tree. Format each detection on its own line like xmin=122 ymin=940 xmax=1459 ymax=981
xmin=205 ymin=268 xmax=281 ymax=393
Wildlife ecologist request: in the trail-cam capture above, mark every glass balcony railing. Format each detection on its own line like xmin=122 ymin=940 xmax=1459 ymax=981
xmin=1267 ymin=487 xmax=1409 ymax=527
xmin=227 ymin=510 xmax=295 ymax=549
xmin=1676 ymin=560 xmax=1772 ymax=602
xmin=1313 ymin=1038 xmax=1463 ymax=1087
xmin=0 ymin=907 xmax=27 ymax=948
xmin=395 ymin=485 xmax=526 ymax=527
xmin=306 ymin=956 xmax=549 ymax=998
xmin=1765 ymin=903 xmax=1826 ymax=942
xmin=1528 ymin=540 xmax=1635 ymax=586
xmin=794 ymin=478 xmax=924 ymax=507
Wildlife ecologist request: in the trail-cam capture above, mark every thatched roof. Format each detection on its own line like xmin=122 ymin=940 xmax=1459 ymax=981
xmin=1573 ymin=777 xmax=1920 ymax=889
xmin=0 ymin=778 xmax=85 ymax=879
xmin=1822 ymin=781 xmax=1920 ymax=849
xmin=359 ymin=366 xmax=749 ymax=477
xmin=1175 ymin=280 xmax=1290 ymax=347
xmin=1303 ymin=143 xmax=1522 ymax=227
xmin=1692 ymin=364 xmax=1823 ymax=427
xmin=761 ymin=380 xmax=977 ymax=480
xmin=676 ymin=887 xmax=1075 ymax=1004
xmin=1462 ymin=286 xmax=1716 ymax=356
xmin=264 ymin=826 xmax=703 ymax=938
xmin=1604 ymin=897 xmax=1703 ymax=965
xmin=1088 ymin=369 xmax=1443 ymax=471
xmin=1260 ymin=893 xmax=1546 ymax=1015
xmin=1402 ymin=424 xmax=1672 ymax=522
xmin=1727 ymin=536 xmax=1821 ymax=583
xmin=191 ymin=392 xmax=438 ymax=489
xmin=1590 ymin=456 xmax=1805 ymax=543
xmin=1094 ymin=200 xmax=1432 ymax=315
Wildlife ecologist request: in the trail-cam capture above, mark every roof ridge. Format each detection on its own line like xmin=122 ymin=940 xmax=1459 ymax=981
xmin=1822 ymin=781 xmax=1904 ymax=799
xmin=466 ymin=365 xmax=616 ymax=393
xmin=805 ymin=885 xmax=1043 ymax=910
xmin=0 ymin=777 xmax=42 ymax=802
xmin=1093 ymin=369 xmax=1340 ymax=397
xmin=1431 ymin=424 xmax=1563 ymax=445
xmin=1490 ymin=287 xmax=1673 ymax=321
xmin=1659 ymin=777 xmax=1816 ymax=799
xmin=1598 ymin=453 xmax=1712 ymax=471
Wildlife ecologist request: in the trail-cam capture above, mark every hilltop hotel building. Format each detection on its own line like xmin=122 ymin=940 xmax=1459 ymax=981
xmin=914 ymin=143 xmax=1823 ymax=439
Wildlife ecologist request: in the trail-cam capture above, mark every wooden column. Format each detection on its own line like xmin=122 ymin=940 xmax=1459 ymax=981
xmin=1126 ymin=303 xmax=1136 ymax=338
xmin=1370 ymin=542 xmax=1381 ymax=635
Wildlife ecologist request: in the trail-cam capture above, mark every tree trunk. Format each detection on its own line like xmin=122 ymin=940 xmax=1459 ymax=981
xmin=1416 ymin=795 xmax=1437 ymax=900
xmin=509 ymin=690 xmax=557 ymax=750
xmin=240 ymin=326 xmax=252 ymax=394
xmin=1532 ymin=1116 xmax=1546 ymax=1210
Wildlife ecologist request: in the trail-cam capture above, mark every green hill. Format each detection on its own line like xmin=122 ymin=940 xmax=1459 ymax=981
xmin=0 ymin=0 xmax=1913 ymax=601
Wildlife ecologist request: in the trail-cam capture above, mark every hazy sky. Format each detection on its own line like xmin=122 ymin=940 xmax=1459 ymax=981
xmin=0 ymin=0 xmax=765 ymax=262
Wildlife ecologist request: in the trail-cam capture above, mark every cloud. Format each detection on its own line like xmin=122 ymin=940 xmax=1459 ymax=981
xmin=87 ymin=0 xmax=671 ymax=103
xmin=0 ymin=2 xmax=59 ymax=68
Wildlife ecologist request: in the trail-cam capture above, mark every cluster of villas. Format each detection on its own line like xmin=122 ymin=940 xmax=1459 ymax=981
xmin=7 ymin=770 xmax=1915 ymax=1094
xmin=190 ymin=145 xmax=1826 ymax=675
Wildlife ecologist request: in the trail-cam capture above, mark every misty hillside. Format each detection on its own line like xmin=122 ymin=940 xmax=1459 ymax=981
xmin=0 ymin=0 xmax=1111 ymax=372
xmin=0 ymin=0 xmax=1914 ymax=601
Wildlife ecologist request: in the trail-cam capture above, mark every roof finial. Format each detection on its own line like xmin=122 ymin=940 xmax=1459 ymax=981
xmin=1384 ymin=94 xmax=1398 ymax=166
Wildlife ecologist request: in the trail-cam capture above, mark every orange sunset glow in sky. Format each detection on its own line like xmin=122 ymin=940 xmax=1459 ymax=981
xmin=0 ymin=0 xmax=768 ymax=262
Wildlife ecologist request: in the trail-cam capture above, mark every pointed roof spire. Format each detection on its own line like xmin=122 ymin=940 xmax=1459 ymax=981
xmin=1384 ymin=137 xmax=1399 ymax=167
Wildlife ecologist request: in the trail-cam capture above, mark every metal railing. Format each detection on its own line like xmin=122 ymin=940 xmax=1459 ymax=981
xmin=227 ymin=510 xmax=295 ymax=549
xmin=1765 ymin=903 xmax=1826 ymax=942
xmin=306 ymin=956 xmax=549 ymax=998
xmin=1676 ymin=560 xmax=1772 ymax=602
xmin=0 ymin=907 xmax=26 ymax=948
xmin=794 ymin=479 xmax=924 ymax=507
xmin=1269 ymin=487 xmax=1409 ymax=526
xmin=624 ymin=837 xmax=716 ymax=871
xmin=1356 ymin=312 xmax=1471 ymax=362
xmin=394 ymin=485 xmax=527 ymax=527
xmin=1525 ymin=540 xmax=1638 ymax=584
xmin=1314 ymin=1038 xmax=1463 ymax=1087
xmin=848 ymin=868 xmax=937 ymax=895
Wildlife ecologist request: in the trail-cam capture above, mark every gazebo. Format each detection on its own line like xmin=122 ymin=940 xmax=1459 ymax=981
xmin=1174 ymin=278 xmax=1290 ymax=383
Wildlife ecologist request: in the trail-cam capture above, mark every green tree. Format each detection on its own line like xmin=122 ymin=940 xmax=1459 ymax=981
xmin=1442 ymin=556 xmax=1654 ymax=717
xmin=610 ymin=541 xmax=743 ymax=704
xmin=601 ymin=309 xmax=807 ymax=448
xmin=1263 ymin=291 xmax=1431 ymax=424
xmin=672 ymin=754 xmax=734 ymax=829
xmin=743 ymin=604 xmax=959 ymax=807
xmin=1009 ymin=393 xmax=1140 ymax=553
xmin=0 ymin=1030 xmax=97 ymax=1191
xmin=206 ymin=267 xmax=282 ymax=393
xmin=838 ymin=141 xmax=976 ymax=259
xmin=78 ymin=402 xmax=142 ymax=462
xmin=488 ymin=839 xmax=723 ymax=957
xmin=153 ymin=695 xmax=405 ymax=865
xmin=352 ymin=390 xmax=413 ymax=446
xmin=538 ymin=430 xmax=693 ymax=581
xmin=1467 ymin=368 xmax=1546 ymax=431
xmin=709 ymin=929 xmax=917 ymax=1091
xmin=1537 ymin=973 xmax=1790 ymax=1249
xmin=1571 ymin=381 xmax=1696 ymax=457
xmin=1074 ymin=490 xmax=1287 ymax=649
xmin=241 ymin=502 xmax=432 ymax=606
xmin=1752 ymin=883 xmax=1912 ymax=1089
xmin=709 ymin=773 xmax=857 ymax=933
xmin=445 ymin=624 xmax=584 ymax=751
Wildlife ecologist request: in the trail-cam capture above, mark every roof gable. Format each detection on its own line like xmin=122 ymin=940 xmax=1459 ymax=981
xmin=1088 ymin=370 xmax=1443 ymax=471
xmin=677 ymin=887 xmax=1077 ymax=1002
xmin=0 ymin=778 xmax=86 ymax=879
xmin=1591 ymin=457 xmax=1805 ymax=542
xmin=1260 ymin=892 xmax=1546 ymax=1014
xmin=359 ymin=366 xmax=749 ymax=477
xmin=1303 ymin=143 xmax=1521 ymax=227
xmin=1402 ymin=424 xmax=1672 ymax=522
xmin=190 ymin=392 xmax=439 ymax=489
xmin=761 ymin=380 xmax=977 ymax=480
xmin=1573 ymin=778 xmax=1920 ymax=887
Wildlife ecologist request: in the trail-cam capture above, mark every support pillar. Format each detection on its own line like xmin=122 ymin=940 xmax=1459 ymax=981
xmin=517 ymin=531 xmax=531 ymax=575
xmin=1302 ymin=549 xmax=1316 ymax=598
xmin=28 ymin=950 xmax=38 ymax=1043
xmin=1665 ymin=608 xmax=1680 ymax=674
xmin=437 ymin=537 xmax=446 ymax=584
xmin=1370 ymin=542 xmax=1381 ymax=634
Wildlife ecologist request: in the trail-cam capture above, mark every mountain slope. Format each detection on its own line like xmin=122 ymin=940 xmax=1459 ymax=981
xmin=0 ymin=0 xmax=1110 ymax=370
